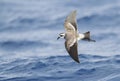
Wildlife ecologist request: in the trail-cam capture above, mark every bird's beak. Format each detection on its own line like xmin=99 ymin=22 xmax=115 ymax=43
xmin=57 ymin=36 xmax=60 ymax=40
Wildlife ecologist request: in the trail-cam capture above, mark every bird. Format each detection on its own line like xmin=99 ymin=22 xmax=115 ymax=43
xmin=57 ymin=10 xmax=96 ymax=63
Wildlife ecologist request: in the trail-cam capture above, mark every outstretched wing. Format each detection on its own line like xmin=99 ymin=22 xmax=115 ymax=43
xmin=65 ymin=39 xmax=79 ymax=63
xmin=64 ymin=10 xmax=78 ymax=31
xmin=64 ymin=10 xmax=79 ymax=63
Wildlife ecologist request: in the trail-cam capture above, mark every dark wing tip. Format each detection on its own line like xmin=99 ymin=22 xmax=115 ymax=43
xmin=70 ymin=52 xmax=80 ymax=63
xmin=73 ymin=58 xmax=80 ymax=63
xmin=65 ymin=41 xmax=80 ymax=63
xmin=76 ymin=58 xmax=80 ymax=63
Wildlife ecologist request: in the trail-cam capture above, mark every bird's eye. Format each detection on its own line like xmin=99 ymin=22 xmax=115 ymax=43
xmin=60 ymin=35 xmax=63 ymax=37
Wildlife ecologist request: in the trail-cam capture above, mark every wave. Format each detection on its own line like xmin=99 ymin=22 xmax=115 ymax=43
xmin=1 ymin=1 xmax=120 ymax=32
xmin=0 ymin=40 xmax=49 ymax=51
xmin=0 ymin=54 xmax=120 ymax=81
xmin=1 ymin=0 xmax=120 ymax=81
xmin=77 ymin=13 xmax=120 ymax=28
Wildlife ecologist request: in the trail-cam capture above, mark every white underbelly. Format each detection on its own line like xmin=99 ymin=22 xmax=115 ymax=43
xmin=77 ymin=33 xmax=85 ymax=40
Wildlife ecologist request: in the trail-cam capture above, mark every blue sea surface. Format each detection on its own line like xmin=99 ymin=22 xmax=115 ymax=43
xmin=0 ymin=0 xmax=120 ymax=81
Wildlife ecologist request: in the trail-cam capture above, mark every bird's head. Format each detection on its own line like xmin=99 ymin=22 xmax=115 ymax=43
xmin=57 ymin=33 xmax=65 ymax=40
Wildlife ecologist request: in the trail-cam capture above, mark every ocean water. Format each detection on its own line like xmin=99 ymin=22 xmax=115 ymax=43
xmin=0 ymin=0 xmax=120 ymax=81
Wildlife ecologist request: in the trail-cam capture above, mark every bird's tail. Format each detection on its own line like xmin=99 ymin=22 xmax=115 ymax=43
xmin=83 ymin=31 xmax=96 ymax=42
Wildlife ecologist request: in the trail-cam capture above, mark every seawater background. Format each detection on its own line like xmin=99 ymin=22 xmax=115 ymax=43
xmin=0 ymin=0 xmax=120 ymax=81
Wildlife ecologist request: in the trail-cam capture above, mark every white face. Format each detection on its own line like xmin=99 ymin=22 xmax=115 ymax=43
xmin=57 ymin=33 xmax=65 ymax=40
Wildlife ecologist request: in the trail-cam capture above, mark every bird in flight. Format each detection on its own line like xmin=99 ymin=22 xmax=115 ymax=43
xmin=57 ymin=10 xmax=96 ymax=63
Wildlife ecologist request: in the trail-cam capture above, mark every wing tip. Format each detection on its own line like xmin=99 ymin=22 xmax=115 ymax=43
xmin=69 ymin=53 xmax=80 ymax=63
xmin=71 ymin=10 xmax=77 ymax=16
xmin=74 ymin=58 xmax=80 ymax=63
xmin=73 ymin=10 xmax=77 ymax=13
